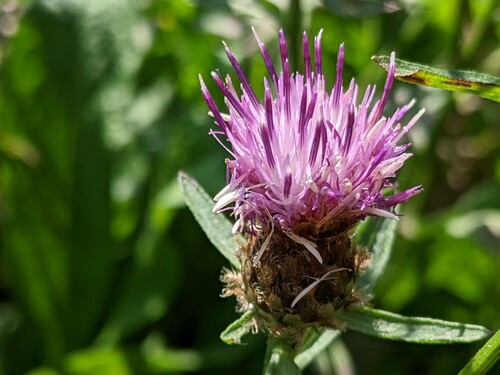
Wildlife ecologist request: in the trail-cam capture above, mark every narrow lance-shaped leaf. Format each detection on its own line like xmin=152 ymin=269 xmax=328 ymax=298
xmin=263 ymin=336 xmax=301 ymax=375
xmin=220 ymin=310 xmax=256 ymax=345
xmin=323 ymin=0 xmax=401 ymax=17
xmin=337 ymin=305 xmax=492 ymax=344
xmin=294 ymin=329 xmax=341 ymax=370
xmin=373 ymin=55 xmax=500 ymax=102
xmin=458 ymin=328 xmax=500 ymax=375
xmin=178 ymin=172 xmax=242 ymax=269
xmin=356 ymin=217 xmax=397 ymax=293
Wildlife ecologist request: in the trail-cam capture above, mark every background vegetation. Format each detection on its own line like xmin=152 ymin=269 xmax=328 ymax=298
xmin=0 ymin=0 xmax=498 ymax=374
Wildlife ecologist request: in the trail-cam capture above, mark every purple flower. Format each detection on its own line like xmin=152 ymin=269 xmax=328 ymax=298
xmin=200 ymin=29 xmax=423 ymax=265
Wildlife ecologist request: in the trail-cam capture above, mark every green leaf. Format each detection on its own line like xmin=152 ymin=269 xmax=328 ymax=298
xmin=64 ymin=347 xmax=133 ymax=375
xmin=356 ymin=217 xmax=397 ymax=293
xmin=324 ymin=0 xmax=401 ymax=17
xmin=458 ymin=328 xmax=500 ymax=375
xmin=96 ymin=236 xmax=181 ymax=345
xmin=220 ymin=310 xmax=256 ymax=345
xmin=372 ymin=55 xmax=500 ymax=102
xmin=142 ymin=334 xmax=203 ymax=372
xmin=424 ymin=235 xmax=494 ymax=304
xmin=2 ymin=224 xmax=67 ymax=364
xmin=311 ymin=339 xmax=355 ymax=375
xmin=178 ymin=172 xmax=242 ymax=269
xmin=263 ymin=336 xmax=301 ymax=375
xmin=337 ymin=305 xmax=491 ymax=344
xmin=26 ymin=368 xmax=61 ymax=375
xmin=27 ymin=0 xmax=149 ymax=348
xmin=294 ymin=329 xmax=340 ymax=370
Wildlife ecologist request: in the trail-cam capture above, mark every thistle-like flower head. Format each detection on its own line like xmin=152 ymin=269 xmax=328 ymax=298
xmin=200 ymin=30 xmax=422 ymax=251
xmin=200 ymin=29 xmax=424 ymax=325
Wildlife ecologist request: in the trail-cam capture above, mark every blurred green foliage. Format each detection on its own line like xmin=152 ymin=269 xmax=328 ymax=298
xmin=0 ymin=0 xmax=498 ymax=374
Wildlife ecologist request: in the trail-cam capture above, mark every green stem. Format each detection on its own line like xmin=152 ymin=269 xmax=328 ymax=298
xmin=262 ymin=335 xmax=301 ymax=375
xmin=458 ymin=329 xmax=500 ymax=375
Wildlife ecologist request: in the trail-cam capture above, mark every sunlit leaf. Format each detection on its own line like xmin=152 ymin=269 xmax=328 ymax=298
xmin=64 ymin=347 xmax=133 ymax=375
xmin=142 ymin=333 xmax=203 ymax=372
xmin=424 ymin=235 xmax=493 ymax=303
xmin=25 ymin=0 xmax=150 ymax=348
xmin=338 ymin=305 xmax=491 ymax=344
xmin=373 ymin=55 xmax=500 ymax=102
xmin=0 ymin=131 xmax=40 ymax=166
xmin=178 ymin=172 xmax=242 ymax=269
xmin=458 ymin=328 xmax=500 ymax=375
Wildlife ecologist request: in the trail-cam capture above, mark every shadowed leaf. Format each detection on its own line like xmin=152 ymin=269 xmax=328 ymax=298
xmin=220 ymin=310 xmax=256 ymax=345
xmin=263 ymin=336 xmax=301 ymax=375
xmin=178 ymin=172 xmax=242 ymax=268
xmin=294 ymin=329 xmax=341 ymax=370
xmin=356 ymin=217 xmax=397 ymax=294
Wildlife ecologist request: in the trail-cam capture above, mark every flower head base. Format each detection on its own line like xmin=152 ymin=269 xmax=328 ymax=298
xmin=201 ymin=29 xmax=423 ymax=331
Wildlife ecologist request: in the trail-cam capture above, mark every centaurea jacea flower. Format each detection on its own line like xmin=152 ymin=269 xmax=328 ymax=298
xmin=200 ymin=29 xmax=423 ymax=329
